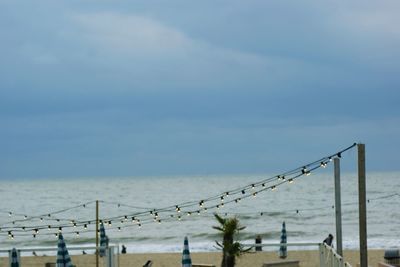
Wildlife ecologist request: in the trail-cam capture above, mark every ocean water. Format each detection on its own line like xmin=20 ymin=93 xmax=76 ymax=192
xmin=0 ymin=171 xmax=399 ymax=254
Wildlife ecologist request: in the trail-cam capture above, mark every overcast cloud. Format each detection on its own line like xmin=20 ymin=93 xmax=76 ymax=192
xmin=1 ymin=1 xmax=399 ymax=179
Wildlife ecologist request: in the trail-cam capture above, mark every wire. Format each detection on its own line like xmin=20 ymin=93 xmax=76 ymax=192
xmin=0 ymin=143 xmax=359 ymax=239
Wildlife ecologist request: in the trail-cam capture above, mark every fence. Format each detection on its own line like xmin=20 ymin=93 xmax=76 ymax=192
xmin=319 ymin=243 xmax=352 ymax=267
xmin=0 ymin=245 xmax=118 ymax=267
xmin=246 ymin=242 xmax=353 ymax=267
xmin=1 ymin=242 xmax=354 ymax=267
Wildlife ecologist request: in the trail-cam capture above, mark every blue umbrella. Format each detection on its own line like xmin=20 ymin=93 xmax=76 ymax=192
xmin=57 ymin=234 xmax=73 ymax=267
xmin=182 ymin=236 xmax=192 ymax=267
xmin=9 ymin=248 xmax=20 ymax=267
xmin=99 ymin=222 xmax=108 ymax=257
xmin=279 ymin=221 xmax=287 ymax=259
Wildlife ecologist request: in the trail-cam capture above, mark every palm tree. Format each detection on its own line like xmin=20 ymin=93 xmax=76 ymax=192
xmin=213 ymin=213 xmax=251 ymax=267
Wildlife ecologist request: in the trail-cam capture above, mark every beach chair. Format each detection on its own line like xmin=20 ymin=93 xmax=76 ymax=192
xmin=378 ymin=263 xmax=396 ymax=267
xmin=143 ymin=260 xmax=153 ymax=267
xmin=262 ymin=260 xmax=299 ymax=267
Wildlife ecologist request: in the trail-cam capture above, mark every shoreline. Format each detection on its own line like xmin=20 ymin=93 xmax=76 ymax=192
xmin=0 ymin=249 xmax=387 ymax=267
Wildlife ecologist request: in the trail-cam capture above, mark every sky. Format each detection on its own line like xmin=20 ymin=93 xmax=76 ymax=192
xmin=1 ymin=1 xmax=399 ymax=179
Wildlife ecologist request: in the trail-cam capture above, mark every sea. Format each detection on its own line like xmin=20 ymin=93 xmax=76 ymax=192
xmin=0 ymin=171 xmax=399 ymax=254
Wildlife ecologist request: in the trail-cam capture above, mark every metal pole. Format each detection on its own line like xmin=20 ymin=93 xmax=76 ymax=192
xmin=358 ymin=144 xmax=368 ymax=267
xmin=334 ymin=158 xmax=343 ymax=256
xmin=96 ymin=200 xmax=99 ymax=267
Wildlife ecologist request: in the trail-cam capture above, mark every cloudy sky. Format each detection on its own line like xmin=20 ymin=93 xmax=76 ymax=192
xmin=1 ymin=1 xmax=399 ymax=179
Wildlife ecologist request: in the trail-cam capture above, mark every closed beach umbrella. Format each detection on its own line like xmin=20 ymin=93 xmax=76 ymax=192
xmin=9 ymin=248 xmax=20 ymax=267
xmin=279 ymin=221 xmax=287 ymax=259
xmin=57 ymin=234 xmax=73 ymax=267
xmin=182 ymin=236 xmax=192 ymax=267
xmin=99 ymin=222 xmax=108 ymax=257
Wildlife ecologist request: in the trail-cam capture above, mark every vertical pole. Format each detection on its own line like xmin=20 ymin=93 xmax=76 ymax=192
xmin=319 ymin=244 xmax=325 ymax=267
xmin=334 ymin=158 xmax=343 ymax=256
xmin=358 ymin=144 xmax=368 ymax=267
xmin=96 ymin=200 xmax=99 ymax=267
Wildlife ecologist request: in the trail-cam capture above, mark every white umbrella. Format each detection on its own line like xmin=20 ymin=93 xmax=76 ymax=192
xmin=9 ymin=248 xmax=20 ymax=267
xmin=279 ymin=221 xmax=287 ymax=259
xmin=182 ymin=236 xmax=192 ymax=267
xmin=99 ymin=222 xmax=108 ymax=257
xmin=57 ymin=234 xmax=73 ymax=267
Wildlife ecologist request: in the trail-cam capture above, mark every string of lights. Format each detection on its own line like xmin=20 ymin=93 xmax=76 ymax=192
xmin=101 ymin=143 xmax=357 ymax=222
xmin=98 ymin=200 xmax=156 ymax=210
xmin=1 ymin=201 xmax=97 ymax=225
xmin=2 ymin=192 xmax=397 ymax=240
xmin=215 ymin=193 xmax=400 ymax=217
xmin=1 ymin=143 xmax=358 ymax=240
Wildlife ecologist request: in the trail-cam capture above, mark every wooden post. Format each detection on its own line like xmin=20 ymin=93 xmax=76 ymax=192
xmin=334 ymin=158 xmax=343 ymax=256
xmin=319 ymin=244 xmax=325 ymax=267
xmin=358 ymin=144 xmax=368 ymax=267
xmin=96 ymin=200 xmax=99 ymax=267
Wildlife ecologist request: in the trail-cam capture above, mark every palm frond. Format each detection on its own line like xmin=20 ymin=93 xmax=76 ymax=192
xmin=212 ymin=226 xmax=224 ymax=232
xmin=238 ymin=226 xmax=246 ymax=231
xmin=214 ymin=213 xmax=226 ymax=225
xmin=215 ymin=241 xmax=223 ymax=249
xmin=213 ymin=214 xmax=250 ymax=267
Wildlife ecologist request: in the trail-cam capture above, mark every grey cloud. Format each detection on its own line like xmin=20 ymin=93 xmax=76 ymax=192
xmin=1 ymin=1 xmax=400 ymax=179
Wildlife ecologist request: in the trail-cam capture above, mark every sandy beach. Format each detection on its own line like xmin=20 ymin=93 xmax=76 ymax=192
xmin=0 ymin=249 xmax=387 ymax=267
